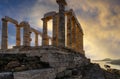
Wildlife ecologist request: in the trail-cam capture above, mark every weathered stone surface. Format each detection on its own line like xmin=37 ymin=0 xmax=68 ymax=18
xmin=56 ymin=69 xmax=72 ymax=78
xmin=0 ymin=53 xmax=51 ymax=72
xmin=6 ymin=61 xmax=20 ymax=69
xmin=0 ymin=72 xmax=13 ymax=79
xmin=14 ymin=65 xmax=27 ymax=71
xmin=0 ymin=46 xmax=120 ymax=79
xmin=14 ymin=68 xmax=56 ymax=79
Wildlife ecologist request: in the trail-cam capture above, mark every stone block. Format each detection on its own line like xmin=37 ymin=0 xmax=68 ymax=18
xmin=0 ymin=72 xmax=13 ymax=79
xmin=14 ymin=68 xmax=56 ymax=79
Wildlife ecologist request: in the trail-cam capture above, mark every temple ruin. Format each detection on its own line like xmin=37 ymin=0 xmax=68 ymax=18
xmin=0 ymin=0 xmax=84 ymax=55
xmin=0 ymin=1 xmax=120 ymax=79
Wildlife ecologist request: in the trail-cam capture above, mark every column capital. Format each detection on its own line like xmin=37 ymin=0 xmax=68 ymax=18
xmin=15 ymin=24 xmax=21 ymax=27
xmin=56 ymin=0 xmax=67 ymax=5
xmin=1 ymin=18 xmax=8 ymax=22
xmin=34 ymin=31 xmax=39 ymax=35
xmin=41 ymin=18 xmax=49 ymax=22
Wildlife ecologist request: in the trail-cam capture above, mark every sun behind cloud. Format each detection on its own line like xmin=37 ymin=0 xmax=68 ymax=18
xmin=0 ymin=0 xmax=120 ymax=60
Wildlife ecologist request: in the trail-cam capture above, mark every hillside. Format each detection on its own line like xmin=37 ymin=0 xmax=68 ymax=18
xmin=0 ymin=46 xmax=120 ymax=79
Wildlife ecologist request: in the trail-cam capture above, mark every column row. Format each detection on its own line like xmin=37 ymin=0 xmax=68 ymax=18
xmin=66 ymin=15 xmax=84 ymax=54
xmin=1 ymin=20 xmax=31 ymax=50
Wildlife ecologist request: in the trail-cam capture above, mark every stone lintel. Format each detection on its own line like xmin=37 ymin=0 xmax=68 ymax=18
xmin=31 ymin=28 xmax=39 ymax=34
xmin=5 ymin=16 xmax=18 ymax=25
xmin=44 ymin=11 xmax=56 ymax=19
xmin=65 ymin=9 xmax=84 ymax=35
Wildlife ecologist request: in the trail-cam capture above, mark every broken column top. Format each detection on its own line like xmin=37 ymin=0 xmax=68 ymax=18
xmin=56 ymin=0 xmax=67 ymax=5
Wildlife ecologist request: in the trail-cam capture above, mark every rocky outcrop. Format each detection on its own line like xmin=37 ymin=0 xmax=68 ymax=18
xmin=0 ymin=53 xmax=50 ymax=72
xmin=0 ymin=46 xmax=119 ymax=79
xmin=55 ymin=63 xmax=120 ymax=79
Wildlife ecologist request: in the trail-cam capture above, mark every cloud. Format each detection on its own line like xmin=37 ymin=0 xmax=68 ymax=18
xmin=0 ymin=0 xmax=120 ymax=60
xmin=65 ymin=0 xmax=120 ymax=59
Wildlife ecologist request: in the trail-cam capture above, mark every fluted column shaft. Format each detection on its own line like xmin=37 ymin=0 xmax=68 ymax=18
xmin=71 ymin=19 xmax=76 ymax=49
xmin=52 ymin=14 xmax=58 ymax=46
xmin=57 ymin=0 xmax=67 ymax=47
xmin=76 ymin=26 xmax=84 ymax=54
xmin=23 ymin=23 xmax=31 ymax=46
xmin=16 ymin=25 xmax=21 ymax=46
xmin=67 ymin=14 xmax=72 ymax=48
xmin=42 ymin=18 xmax=49 ymax=46
xmin=1 ymin=18 xmax=8 ymax=50
xmin=35 ymin=33 xmax=38 ymax=46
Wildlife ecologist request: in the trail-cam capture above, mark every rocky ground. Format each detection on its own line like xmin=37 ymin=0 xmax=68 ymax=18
xmin=0 ymin=53 xmax=120 ymax=79
xmin=0 ymin=54 xmax=50 ymax=72
xmin=0 ymin=46 xmax=120 ymax=79
xmin=55 ymin=63 xmax=120 ymax=79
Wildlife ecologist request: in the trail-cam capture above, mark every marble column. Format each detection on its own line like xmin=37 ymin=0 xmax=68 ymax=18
xmin=42 ymin=18 xmax=49 ymax=46
xmin=56 ymin=0 xmax=67 ymax=47
xmin=52 ymin=14 xmax=58 ymax=46
xmin=22 ymin=22 xmax=31 ymax=46
xmin=35 ymin=33 xmax=38 ymax=46
xmin=1 ymin=18 xmax=8 ymax=50
xmin=71 ymin=19 xmax=76 ymax=49
xmin=67 ymin=13 xmax=72 ymax=48
xmin=16 ymin=25 xmax=21 ymax=46
xmin=76 ymin=26 xmax=84 ymax=54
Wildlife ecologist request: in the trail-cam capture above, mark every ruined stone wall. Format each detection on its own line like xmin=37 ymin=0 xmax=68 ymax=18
xmin=0 ymin=46 xmax=89 ymax=79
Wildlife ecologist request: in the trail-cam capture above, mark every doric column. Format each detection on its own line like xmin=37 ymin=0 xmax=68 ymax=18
xmin=35 ymin=33 xmax=38 ymax=46
xmin=56 ymin=0 xmax=67 ymax=47
xmin=1 ymin=18 xmax=8 ymax=50
xmin=67 ymin=13 xmax=72 ymax=48
xmin=71 ymin=19 xmax=76 ymax=49
xmin=16 ymin=25 xmax=21 ymax=46
xmin=76 ymin=26 xmax=84 ymax=54
xmin=52 ymin=14 xmax=58 ymax=46
xmin=42 ymin=18 xmax=49 ymax=46
xmin=20 ymin=21 xmax=31 ymax=46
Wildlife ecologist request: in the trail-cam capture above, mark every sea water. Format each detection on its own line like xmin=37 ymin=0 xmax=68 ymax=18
xmin=92 ymin=60 xmax=120 ymax=70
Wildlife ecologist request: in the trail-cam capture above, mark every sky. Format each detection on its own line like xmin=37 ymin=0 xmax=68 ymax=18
xmin=0 ymin=0 xmax=120 ymax=60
